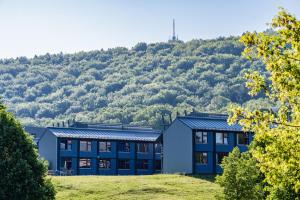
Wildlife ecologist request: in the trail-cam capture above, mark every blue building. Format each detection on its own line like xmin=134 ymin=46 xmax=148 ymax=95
xmin=29 ymin=123 xmax=162 ymax=175
xmin=163 ymin=113 xmax=253 ymax=174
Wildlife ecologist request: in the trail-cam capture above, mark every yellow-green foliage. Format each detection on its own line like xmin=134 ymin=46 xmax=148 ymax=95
xmin=52 ymin=174 xmax=220 ymax=200
xmin=229 ymin=9 xmax=300 ymax=199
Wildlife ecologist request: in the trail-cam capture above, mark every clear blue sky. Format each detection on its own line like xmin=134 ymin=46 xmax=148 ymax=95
xmin=0 ymin=0 xmax=299 ymax=58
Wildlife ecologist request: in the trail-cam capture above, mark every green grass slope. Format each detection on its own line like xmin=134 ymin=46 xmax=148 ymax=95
xmin=52 ymin=174 xmax=220 ymax=200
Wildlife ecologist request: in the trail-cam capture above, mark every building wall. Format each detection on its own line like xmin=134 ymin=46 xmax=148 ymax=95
xmin=163 ymin=120 xmax=253 ymax=174
xmin=163 ymin=119 xmax=193 ymax=174
xmin=38 ymin=130 xmax=57 ymax=170
xmin=57 ymin=138 xmax=161 ymax=175
xmin=193 ymin=130 xmax=253 ymax=174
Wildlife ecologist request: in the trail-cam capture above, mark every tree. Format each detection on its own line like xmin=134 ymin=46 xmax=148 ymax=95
xmin=229 ymin=9 xmax=300 ymax=199
xmin=0 ymin=102 xmax=55 ymax=199
xmin=216 ymin=147 xmax=264 ymax=200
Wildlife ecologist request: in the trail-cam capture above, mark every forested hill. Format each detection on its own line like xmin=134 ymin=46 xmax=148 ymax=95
xmin=0 ymin=36 xmax=269 ymax=128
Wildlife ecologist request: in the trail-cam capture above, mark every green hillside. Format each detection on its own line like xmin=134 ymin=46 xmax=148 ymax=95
xmin=0 ymin=37 xmax=270 ymax=128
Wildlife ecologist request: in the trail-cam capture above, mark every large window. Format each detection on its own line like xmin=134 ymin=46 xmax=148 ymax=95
xmin=80 ymin=140 xmax=92 ymax=152
xmin=136 ymin=143 xmax=148 ymax=153
xmin=216 ymin=152 xmax=229 ymax=165
xmin=195 ymin=131 xmax=208 ymax=144
xmin=216 ymin=133 xmax=229 ymax=145
xmin=60 ymin=157 xmax=72 ymax=170
xmin=237 ymin=133 xmax=249 ymax=145
xmin=99 ymin=141 xmax=111 ymax=152
xmin=155 ymin=143 xmax=162 ymax=154
xmin=155 ymin=160 xmax=161 ymax=170
xmin=79 ymin=158 xmax=91 ymax=169
xmin=195 ymin=152 xmax=208 ymax=164
xmin=118 ymin=160 xmax=130 ymax=169
xmin=99 ymin=159 xmax=111 ymax=169
xmin=118 ymin=142 xmax=130 ymax=152
xmin=136 ymin=160 xmax=148 ymax=170
xmin=60 ymin=139 xmax=72 ymax=151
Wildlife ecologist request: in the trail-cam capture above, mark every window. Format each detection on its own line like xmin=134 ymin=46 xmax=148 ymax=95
xmin=216 ymin=152 xmax=229 ymax=165
xmin=80 ymin=140 xmax=92 ymax=152
xmin=216 ymin=133 xmax=229 ymax=145
xmin=118 ymin=142 xmax=130 ymax=152
xmin=155 ymin=160 xmax=161 ymax=170
xmin=79 ymin=158 xmax=91 ymax=168
xmin=99 ymin=159 xmax=111 ymax=169
xmin=195 ymin=152 xmax=208 ymax=164
xmin=136 ymin=143 xmax=148 ymax=153
xmin=60 ymin=158 xmax=72 ymax=170
xmin=136 ymin=160 xmax=148 ymax=170
xmin=99 ymin=141 xmax=111 ymax=152
xmin=118 ymin=160 xmax=130 ymax=169
xmin=155 ymin=143 xmax=162 ymax=153
xmin=237 ymin=133 xmax=249 ymax=145
xmin=60 ymin=139 xmax=72 ymax=151
xmin=195 ymin=131 xmax=208 ymax=144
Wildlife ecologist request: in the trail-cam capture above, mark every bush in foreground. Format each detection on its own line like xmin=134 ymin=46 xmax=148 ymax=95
xmin=216 ymin=147 xmax=264 ymax=200
xmin=0 ymin=103 xmax=55 ymax=200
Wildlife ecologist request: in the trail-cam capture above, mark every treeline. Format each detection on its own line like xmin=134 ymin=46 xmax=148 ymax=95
xmin=0 ymin=36 xmax=270 ymax=128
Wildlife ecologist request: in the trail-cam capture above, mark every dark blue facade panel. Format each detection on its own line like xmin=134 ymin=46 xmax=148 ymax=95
xmin=194 ymin=152 xmax=214 ymax=174
xmin=193 ymin=130 xmax=253 ymax=174
xmin=57 ymin=138 xmax=160 ymax=175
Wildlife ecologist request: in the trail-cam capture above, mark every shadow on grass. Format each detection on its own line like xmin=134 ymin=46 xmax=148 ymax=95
xmin=186 ymin=174 xmax=217 ymax=183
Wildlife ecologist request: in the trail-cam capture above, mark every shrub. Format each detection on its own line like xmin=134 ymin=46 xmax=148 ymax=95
xmin=216 ymin=147 xmax=264 ymax=200
xmin=0 ymin=103 xmax=56 ymax=199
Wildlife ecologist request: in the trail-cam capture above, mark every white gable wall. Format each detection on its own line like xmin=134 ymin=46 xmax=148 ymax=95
xmin=163 ymin=119 xmax=193 ymax=174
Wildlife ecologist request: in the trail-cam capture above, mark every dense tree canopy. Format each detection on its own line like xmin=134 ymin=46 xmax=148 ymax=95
xmin=0 ymin=102 xmax=55 ymax=199
xmin=229 ymin=9 xmax=300 ymax=199
xmin=0 ymin=37 xmax=267 ymax=128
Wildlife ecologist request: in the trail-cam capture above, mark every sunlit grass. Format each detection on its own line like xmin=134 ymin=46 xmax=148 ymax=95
xmin=52 ymin=174 xmax=220 ymax=200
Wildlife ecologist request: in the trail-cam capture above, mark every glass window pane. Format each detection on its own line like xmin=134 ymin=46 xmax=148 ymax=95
xmin=118 ymin=160 xmax=130 ymax=169
xmin=118 ymin=142 xmax=130 ymax=152
xmin=216 ymin=133 xmax=223 ymax=144
xmin=79 ymin=158 xmax=91 ymax=168
xmin=155 ymin=160 xmax=161 ymax=170
xmin=195 ymin=152 xmax=208 ymax=164
xmin=155 ymin=143 xmax=162 ymax=153
xmin=195 ymin=132 xmax=202 ymax=144
xmin=203 ymin=132 xmax=208 ymax=143
xmin=99 ymin=159 xmax=111 ymax=169
xmin=216 ymin=152 xmax=228 ymax=164
xmin=224 ymin=133 xmax=228 ymax=144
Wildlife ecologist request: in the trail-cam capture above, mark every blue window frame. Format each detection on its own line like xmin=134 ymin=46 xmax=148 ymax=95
xmin=154 ymin=143 xmax=162 ymax=153
xmin=237 ymin=133 xmax=249 ymax=145
xmin=136 ymin=143 xmax=148 ymax=153
xmin=60 ymin=139 xmax=72 ymax=151
xmin=195 ymin=131 xmax=208 ymax=144
xmin=118 ymin=142 xmax=130 ymax=152
xmin=60 ymin=157 xmax=72 ymax=170
xmin=216 ymin=133 xmax=228 ymax=145
xmin=195 ymin=152 xmax=208 ymax=164
xmin=79 ymin=158 xmax=91 ymax=169
xmin=99 ymin=159 xmax=111 ymax=169
xmin=80 ymin=140 xmax=92 ymax=152
xmin=216 ymin=152 xmax=229 ymax=165
xmin=155 ymin=160 xmax=161 ymax=170
xmin=118 ymin=159 xmax=130 ymax=169
xmin=136 ymin=160 xmax=148 ymax=170
xmin=99 ymin=141 xmax=111 ymax=152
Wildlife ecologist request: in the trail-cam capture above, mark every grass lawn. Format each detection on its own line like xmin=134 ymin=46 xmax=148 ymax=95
xmin=52 ymin=174 xmax=221 ymax=200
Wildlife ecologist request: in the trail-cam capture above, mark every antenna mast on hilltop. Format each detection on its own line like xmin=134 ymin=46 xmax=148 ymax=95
xmin=172 ymin=19 xmax=178 ymax=41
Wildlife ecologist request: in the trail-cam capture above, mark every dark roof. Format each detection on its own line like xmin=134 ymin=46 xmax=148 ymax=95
xmin=47 ymin=127 xmax=161 ymax=142
xmin=70 ymin=121 xmax=154 ymax=131
xmin=177 ymin=114 xmax=243 ymax=132
xmin=24 ymin=126 xmax=47 ymax=138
